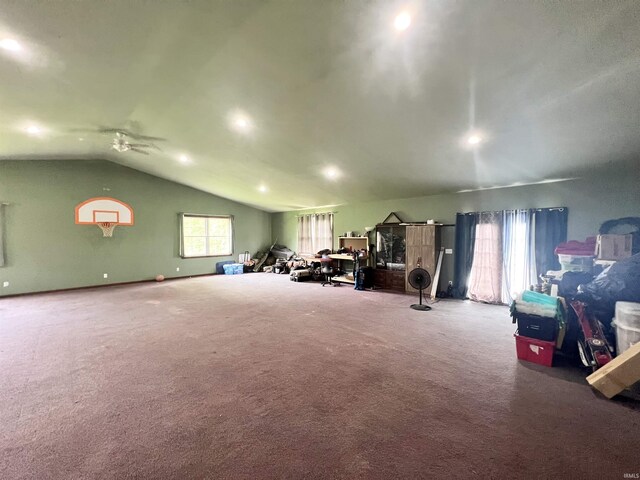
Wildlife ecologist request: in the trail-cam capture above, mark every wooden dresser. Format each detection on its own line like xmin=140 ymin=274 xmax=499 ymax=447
xmin=373 ymin=269 xmax=406 ymax=291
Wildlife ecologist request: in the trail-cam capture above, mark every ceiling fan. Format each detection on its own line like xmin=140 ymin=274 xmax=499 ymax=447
xmin=111 ymin=131 xmax=160 ymax=155
xmin=71 ymin=122 xmax=166 ymax=155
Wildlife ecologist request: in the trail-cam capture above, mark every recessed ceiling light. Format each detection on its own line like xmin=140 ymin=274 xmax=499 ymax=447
xmin=323 ymin=166 xmax=341 ymax=180
xmin=467 ymin=134 xmax=482 ymax=146
xmin=25 ymin=124 xmax=42 ymax=136
xmin=178 ymin=154 xmax=190 ymax=164
xmin=393 ymin=11 xmax=412 ymax=32
xmin=235 ymin=117 xmax=249 ymax=129
xmin=0 ymin=38 xmax=22 ymax=52
xmin=228 ymin=110 xmax=253 ymax=133
xmin=258 ymin=184 xmax=268 ymax=193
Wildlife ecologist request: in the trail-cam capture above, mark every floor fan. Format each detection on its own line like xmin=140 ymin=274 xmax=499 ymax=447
xmin=408 ymin=261 xmax=432 ymax=311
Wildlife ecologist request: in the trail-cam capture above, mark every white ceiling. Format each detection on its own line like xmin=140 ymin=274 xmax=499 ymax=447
xmin=1 ymin=0 xmax=639 ymax=212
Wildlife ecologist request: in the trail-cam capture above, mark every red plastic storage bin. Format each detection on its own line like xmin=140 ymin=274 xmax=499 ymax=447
xmin=514 ymin=334 xmax=555 ymax=367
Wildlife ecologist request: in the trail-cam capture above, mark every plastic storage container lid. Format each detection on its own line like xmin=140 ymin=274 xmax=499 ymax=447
xmin=557 ymin=254 xmax=594 ymax=263
xmin=615 ymin=302 xmax=640 ymax=328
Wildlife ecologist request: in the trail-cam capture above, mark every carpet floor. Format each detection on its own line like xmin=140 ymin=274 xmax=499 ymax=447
xmin=1 ymin=273 xmax=639 ymax=479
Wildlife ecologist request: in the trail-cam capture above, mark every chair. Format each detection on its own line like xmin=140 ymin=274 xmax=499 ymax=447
xmin=320 ymin=258 xmax=334 ymax=286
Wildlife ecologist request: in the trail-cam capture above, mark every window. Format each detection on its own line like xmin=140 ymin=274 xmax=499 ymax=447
xmin=297 ymin=213 xmax=333 ymax=255
xmin=180 ymin=214 xmax=233 ymax=258
xmin=458 ymin=208 xmax=566 ymax=304
xmin=468 ymin=221 xmax=503 ymax=304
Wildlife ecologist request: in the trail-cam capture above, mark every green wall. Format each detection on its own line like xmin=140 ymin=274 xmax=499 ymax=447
xmin=0 ymin=160 xmax=272 ymax=296
xmin=2 ymin=159 xmax=637 ymax=296
xmin=272 ymin=160 xmax=640 ymax=290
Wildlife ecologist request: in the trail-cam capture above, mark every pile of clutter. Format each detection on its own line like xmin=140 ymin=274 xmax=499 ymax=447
xmin=256 ymin=244 xmax=296 ymax=273
xmin=512 ymin=217 xmax=640 ymax=400
xmin=254 ymin=244 xmax=332 ymax=280
xmin=511 ymin=290 xmax=567 ymax=367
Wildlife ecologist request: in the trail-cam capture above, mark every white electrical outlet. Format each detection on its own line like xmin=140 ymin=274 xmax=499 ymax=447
xmin=103 ymin=273 xmax=108 ymax=279
xmin=2 ymin=281 xmax=8 ymax=287
xmin=445 ymin=248 xmax=453 ymax=254
xmin=176 ymin=267 xmax=180 ymax=272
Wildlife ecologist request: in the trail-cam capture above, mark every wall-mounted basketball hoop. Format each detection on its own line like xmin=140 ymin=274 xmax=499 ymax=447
xmin=75 ymin=197 xmax=134 ymax=237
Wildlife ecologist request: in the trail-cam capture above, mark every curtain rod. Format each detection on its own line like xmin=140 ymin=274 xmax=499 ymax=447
xmin=295 ymin=211 xmax=337 ymax=217
xmin=458 ymin=207 xmax=565 ymax=215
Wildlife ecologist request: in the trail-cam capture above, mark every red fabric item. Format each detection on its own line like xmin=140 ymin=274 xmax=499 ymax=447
xmin=554 ymin=237 xmax=596 ymax=256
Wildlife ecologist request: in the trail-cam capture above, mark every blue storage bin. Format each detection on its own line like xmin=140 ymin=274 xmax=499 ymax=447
xmin=223 ymin=263 xmax=244 ymax=275
xmin=216 ymin=260 xmax=234 ymax=274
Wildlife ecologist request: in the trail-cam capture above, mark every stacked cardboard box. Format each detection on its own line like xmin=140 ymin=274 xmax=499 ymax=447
xmin=595 ymin=234 xmax=632 ymax=260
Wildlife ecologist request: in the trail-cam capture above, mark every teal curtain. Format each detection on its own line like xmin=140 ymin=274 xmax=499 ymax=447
xmin=453 ymin=212 xmax=478 ymax=298
xmin=534 ymin=208 xmax=568 ymax=275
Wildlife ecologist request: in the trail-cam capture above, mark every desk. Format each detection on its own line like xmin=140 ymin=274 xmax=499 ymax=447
xmin=329 ymin=253 xmax=367 ymax=285
xmin=301 ymin=255 xmax=322 ymax=264
xmin=300 ymin=254 xmax=368 ymax=285
xmin=328 ymin=253 xmax=358 ymax=261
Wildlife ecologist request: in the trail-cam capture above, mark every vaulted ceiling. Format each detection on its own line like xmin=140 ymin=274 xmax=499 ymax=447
xmin=1 ymin=0 xmax=639 ymax=211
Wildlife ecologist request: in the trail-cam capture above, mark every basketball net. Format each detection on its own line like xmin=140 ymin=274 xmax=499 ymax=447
xmin=97 ymin=222 xmax=117 ymax=237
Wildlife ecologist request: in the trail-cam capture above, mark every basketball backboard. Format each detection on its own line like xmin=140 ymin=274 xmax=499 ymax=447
xmin=75 ymin=197 xmax=134 ymax=236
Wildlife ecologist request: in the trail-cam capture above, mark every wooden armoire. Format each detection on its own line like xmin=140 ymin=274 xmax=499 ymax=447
xmin=405 ymin=224 xmax=441 ymax=294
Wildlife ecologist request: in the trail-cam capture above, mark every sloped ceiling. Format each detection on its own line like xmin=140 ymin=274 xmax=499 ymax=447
xmin=1 ymin=0 xmax=639 ymax=212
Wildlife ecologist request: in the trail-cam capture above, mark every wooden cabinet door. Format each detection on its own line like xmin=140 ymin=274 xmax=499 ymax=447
xmin=373 ymin=269 xmax=405 ymax=291
xmin=373 ymin=269 xmax=386 ymax=289
xmin=389 ymin=271 xmax=406 ymax=291
xmin=405 ymin=226 xmax=422 ymax=293
xmin=406 ymin=225 xmax=439 ymax=293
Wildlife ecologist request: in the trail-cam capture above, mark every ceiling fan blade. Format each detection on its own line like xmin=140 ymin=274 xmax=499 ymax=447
xmin=97 ymin=128 xmax=165 ymax=142
xmin=129 ymin=147 xmax=150 ymax=155
xmin=130 ymin=143 xmax=162 ymax=151
xmin=125 ymin=120 xmax=167 ymax=141
xmin=98 ymin=127 xmax=133 ymax=136
xmin=70 ymin=125 xmax=166 ymax=141
xmin=126 ymin=133 xmax=167 ymax=142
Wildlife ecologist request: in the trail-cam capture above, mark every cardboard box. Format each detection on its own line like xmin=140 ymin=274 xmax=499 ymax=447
xmin=595 ymin=234 xmax=632 ymax=260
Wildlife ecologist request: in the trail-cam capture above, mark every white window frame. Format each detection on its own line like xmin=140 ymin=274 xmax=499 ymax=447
xmin=179 ymin=213 xmax=234 ymax=258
